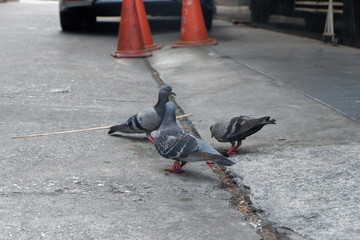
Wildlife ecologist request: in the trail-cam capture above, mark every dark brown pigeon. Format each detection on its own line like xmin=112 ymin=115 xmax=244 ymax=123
xmin=210 ymin=116 xmax=276 ymax=155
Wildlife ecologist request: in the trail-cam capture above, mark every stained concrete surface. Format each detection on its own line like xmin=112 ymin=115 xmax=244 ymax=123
xmin=1 ymin=0 xmax=360 ymax=240
xmin=149 ymin=23 xmax=360 ymax=240
xmin=0 ymin=1 xmax=261 ymax=239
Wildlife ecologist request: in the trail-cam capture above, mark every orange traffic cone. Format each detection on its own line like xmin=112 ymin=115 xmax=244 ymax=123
xmin=135 ymin=0 xmax=163 ymax=51
xmin=112 ymin=0 xmax=152 ymax=58
xmin=172 ymin=0 xmax=217 ymax=48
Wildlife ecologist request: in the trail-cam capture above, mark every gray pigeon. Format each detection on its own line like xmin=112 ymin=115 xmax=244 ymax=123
xmin=210 ymin=116 xmax=276 ymax=155
xmin=154 ymin=102 xmax=235 ymax=173
xmin=108 ymin=85 xmax=176 ymax=143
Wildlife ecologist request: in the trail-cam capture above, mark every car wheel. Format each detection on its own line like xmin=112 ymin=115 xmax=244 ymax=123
xmin=60 ymin=10 xmax=82 ymax=31
xmin=304 ymin=14 xmax=326 ymax=31
xmin=343 ymin=0 xmax=360 ymax=37
xmin=250 ymin=0 xmax=270 ymax=24
xmin=202 ymin=7 xmax=213 ymax=30
xmin=84 ymin=14 xmax=96 ymax=24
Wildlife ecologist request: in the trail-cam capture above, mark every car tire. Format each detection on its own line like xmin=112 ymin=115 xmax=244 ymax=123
xmin=84 ymin=14 xmax=96 ymax=24
xmin=250 ymin=0 xmax=270 ymax=24
xmin=304 ymin=14 xmax=326 ymax=31
xmin=60 ymin=10 xmax=82 ymax=31
xmin=343 ymin=0 xmax=360 ymax=37
xmin=202 ymin=6 xmax=213 ymax=30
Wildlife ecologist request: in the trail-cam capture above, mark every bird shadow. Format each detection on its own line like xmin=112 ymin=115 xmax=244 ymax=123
xmin=108 ymin=133 xmax=149 ymax=143
xmin=214 ymin=147 xmax=259 ymax=157
xmin=163 ymin=167 xmax=220 ymax=184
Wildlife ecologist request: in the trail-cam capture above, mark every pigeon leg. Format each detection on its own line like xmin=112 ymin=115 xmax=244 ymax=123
xmin=206 ymin=161 xmax=214 ymax=167
xmin=148 ymin=136 xmax=155 ymax=144
xmin=146 ymin=133 xmax=155 ymax=144
xmin=164 ymin=161 xmax=186 ymax=173
xmin=226 ymin=144 xmax=241 ymax=155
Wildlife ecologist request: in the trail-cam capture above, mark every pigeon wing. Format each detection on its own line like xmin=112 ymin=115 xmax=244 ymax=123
xmin=225 ymin=116 xmax=268 ymax=139
xmin=135 ymin=107 xmax=162 ymax=131
xmin=155 ymin=128 xmax=198 ymax=160
xmin=108 ymin=107 xmax=160 ymax=134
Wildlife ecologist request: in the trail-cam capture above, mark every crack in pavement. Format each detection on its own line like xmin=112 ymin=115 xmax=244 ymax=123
xmin=143 ymin=58 xmax=301 ymax=240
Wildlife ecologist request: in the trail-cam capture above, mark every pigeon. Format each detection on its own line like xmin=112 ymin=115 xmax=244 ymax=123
xmin=154 ymin=102 xmax=235 ymax=173
xmin=210 ymin=116 xmax=276 ymax=155
xmin=108 ymin=85 xmax=176 ymax=143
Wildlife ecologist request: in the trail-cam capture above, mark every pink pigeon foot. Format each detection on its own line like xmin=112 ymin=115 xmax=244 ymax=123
xmin=147 ymin=136 xmax=155 ymax=144
xmin=206 ymin=161 xmax=215 ymax=167
xmin=164 ymin=161 xmax=187 ymax=173
xmin=226 ymin=144 xmax=241 ymax=155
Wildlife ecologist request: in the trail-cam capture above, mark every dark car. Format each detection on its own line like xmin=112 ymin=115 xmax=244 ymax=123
xmin=59 ymin=0 xmax=214 ymax=31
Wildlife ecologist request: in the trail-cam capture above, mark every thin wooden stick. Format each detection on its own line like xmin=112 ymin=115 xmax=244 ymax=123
xmin=11 ymin=126 xmax=112 ymax=139
xmin=176 ymin=113 xmax=192 ymax=119
xmin=11 ymin=113 xmax=193 ymax=139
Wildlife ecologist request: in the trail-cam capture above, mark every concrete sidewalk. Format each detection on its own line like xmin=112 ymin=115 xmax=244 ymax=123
xmin=0 ymin=1 xmax=260 ymax=240
xmin=149 ymin=21 xmax=360 ymax=240
xmin=1 ymin=1 xmax=359 ymax=240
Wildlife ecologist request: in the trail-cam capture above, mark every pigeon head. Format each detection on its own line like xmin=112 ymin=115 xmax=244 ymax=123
xmin=155 ymin=85 xmax=176 ymax=114
xmin=159 ymin=85 xmax=176 ymax=102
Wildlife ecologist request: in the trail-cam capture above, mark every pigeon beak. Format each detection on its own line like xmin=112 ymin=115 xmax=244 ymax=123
xmin=171 ymin=91 xmax=176 ymax=97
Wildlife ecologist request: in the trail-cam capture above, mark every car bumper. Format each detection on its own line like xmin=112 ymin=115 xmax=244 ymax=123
xmin=60 ymin=0 xmax=182 ymax=16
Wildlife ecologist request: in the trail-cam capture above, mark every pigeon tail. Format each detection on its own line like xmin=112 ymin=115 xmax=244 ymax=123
xmin=108 ymin=123 xmax=139 ymax=134
xmin=214 ymin=158 xmax=235 ymax=166
xmin=265 ymin=118 xmax=276 ymax=125
xmin=108 ymin=124 xmax=129 ymax=134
